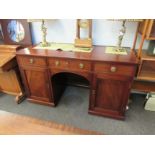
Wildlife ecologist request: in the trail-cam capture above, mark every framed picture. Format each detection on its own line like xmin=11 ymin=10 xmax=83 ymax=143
xmin=0 ymin=19 xmax=32 ymax=46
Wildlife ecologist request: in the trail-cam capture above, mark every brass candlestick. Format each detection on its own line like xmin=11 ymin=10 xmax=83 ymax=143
xmin=115 ymin=20 xmax=126 ymax=52
xmin=106 ymin=19 xmax=143 ymax=54
xmin=41 ymin=20 xmax=49 ymax=47
xmin=27 ymin=19 xmax=50 ymax=47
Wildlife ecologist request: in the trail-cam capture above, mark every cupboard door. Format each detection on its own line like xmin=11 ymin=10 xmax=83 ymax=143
xmin=89 ymin=74 xmax=132 ymax=119
xmin=21 ymin=67 xmax=51 ymax=103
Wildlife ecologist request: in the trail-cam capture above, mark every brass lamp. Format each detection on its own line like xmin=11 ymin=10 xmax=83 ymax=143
xmin=116 ymin=20 xmax=126 ymax=52
xmin=106 ymin=19 xmax=143 ymax=54
xmin=27 ymin=19 xmax=49 ymax=47
xmin=40 ymin=20 xmax=49 ymax=47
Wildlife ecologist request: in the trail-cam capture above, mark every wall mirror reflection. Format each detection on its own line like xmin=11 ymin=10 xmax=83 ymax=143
xmin=7 ymin=20 xmax=25 ymax=42
xmin=0 ymin=19 xmax=32 ymax=46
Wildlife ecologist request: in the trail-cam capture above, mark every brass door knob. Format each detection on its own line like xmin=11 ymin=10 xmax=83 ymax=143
xmin=79 ymin=63 xmax=84 ymax=69
xmin=110 ymin=66 xmax=117 ymax=72
xmin=55 ymin=61 xmax=60 ymax=66
xmin=29 ymin=58 xmax=34 ymax=64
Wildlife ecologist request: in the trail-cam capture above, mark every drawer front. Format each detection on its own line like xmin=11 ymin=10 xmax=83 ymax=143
xmin=48 ymin=58 xmax=69 ymax=69
xmin=94 ymin=62 xmax=135 ymax=76
xmin=48 ymin=58 xmax=91 ymax=72
xmin=69 ymin=60 xmax=91 ymax=71
xmin=17 ymin=56 xmax=46 ymax=67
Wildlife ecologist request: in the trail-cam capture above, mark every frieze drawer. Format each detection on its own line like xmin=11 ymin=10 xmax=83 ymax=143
xmin=94 ymin=62 xmax=135 ymax=76
xmin=17 ymin=56 xmax=47 ymax=67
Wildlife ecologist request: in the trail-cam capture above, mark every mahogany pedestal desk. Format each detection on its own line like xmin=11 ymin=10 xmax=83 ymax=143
xmin=0 ymin=45 xmax=25 ymax=103
xmin=16 ymin=46 xmax=137 ymax=120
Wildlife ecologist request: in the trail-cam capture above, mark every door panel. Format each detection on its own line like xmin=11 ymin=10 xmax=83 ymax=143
xmin=21 ymin=67 xmax=51 ymax=102
xmin=89 ymin=73 xmax=132 ymax=119
xmin=95 ymin=78 xmax=128 ymax=111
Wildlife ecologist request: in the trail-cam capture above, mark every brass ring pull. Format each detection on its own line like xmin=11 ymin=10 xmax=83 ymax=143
xmin=79 ymin=63 xmax=84 ymax=69
xmin=29 ymin=58 xmax=34 ymax=64
xmin=110 ymin=66 xmax=117 ymax=72
xmin=55 ymin=61 xmax=60 ymax=66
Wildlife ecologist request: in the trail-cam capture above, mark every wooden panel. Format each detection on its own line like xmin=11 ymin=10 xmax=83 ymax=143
xmin=21 ymin=67 xmax=51 ymax=103
xmin=138 ymin=60 xmax=155 ymax=80
xmin=138 ymin=20 xmax=146 ymax=34
xmin=150 ymin=21 xmax=155 ymax=38
xmin=0 ymin=54 xmax=15 ymax=68
xmin=140 ymin=50 xmax=155 ymax=61
xmin=0 ymin=70 xmax=21 ymax=95
xmin=51 ymin=69 xmax=92 ymax=82
xmin=89 ymin=73 xmax=131 ymax=119
xmin=17 ymin=56 xmax=46 ymax=67
xmin=132 ymin=79 xmax=155 ymax=92
xmin=0 ymin=56 xmax=17 ymax=72
xmin=94 ymin=62 xmax=135 ymax=76
xmin=95 ymin=80 xmax=125 ymax=110
xmin=0 ymin=45 xmax=20 ymax=70
xmin=0 ymin=45 xmax=24 ymax=102
xmin=146 ymin=20 xmax=154 ymax=39
xmin=95 ymin=74 xmax=130 ymax=111
xmin=0 ymin=45 xmax=20 ymax=53
xmin=138 ymin=20 xmax=155 ymax=39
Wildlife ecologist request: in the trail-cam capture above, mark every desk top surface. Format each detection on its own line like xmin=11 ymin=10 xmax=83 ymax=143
xmin=16 ymin=46 xmax=138 ymax=65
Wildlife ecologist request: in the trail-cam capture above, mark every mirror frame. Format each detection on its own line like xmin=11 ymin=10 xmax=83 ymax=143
xmin=0 ymin=19 xmax=32 ymax=46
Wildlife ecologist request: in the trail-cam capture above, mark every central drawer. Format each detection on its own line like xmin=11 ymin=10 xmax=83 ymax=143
xmin=94 ymin=62 xmax=135 ymax=76
xmin=48 ymin=58 xmax=91 ymax=72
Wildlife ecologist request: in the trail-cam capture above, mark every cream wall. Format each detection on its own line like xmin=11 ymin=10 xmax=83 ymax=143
xmin=30 ymin=19 xmax=149 ymax=49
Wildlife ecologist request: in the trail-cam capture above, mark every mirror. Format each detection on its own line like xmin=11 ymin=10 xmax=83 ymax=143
xmin=7 ymin=20 xmax=25 ymax=42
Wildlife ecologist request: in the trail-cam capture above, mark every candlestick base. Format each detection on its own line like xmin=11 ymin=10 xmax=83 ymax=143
xmin=105 ymin=46 xmax=128 ymax=55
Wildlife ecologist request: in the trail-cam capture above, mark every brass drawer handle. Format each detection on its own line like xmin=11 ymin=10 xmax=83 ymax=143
xmin=29 ymin=58 xmax=34 ymax=64
xmin=55 ymin=61 xmax=60 ymax=66
xmin=79 ymin=63 xmax=84 ymax=69
xmin=110 ymin=66 xmax=117 ymax=72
